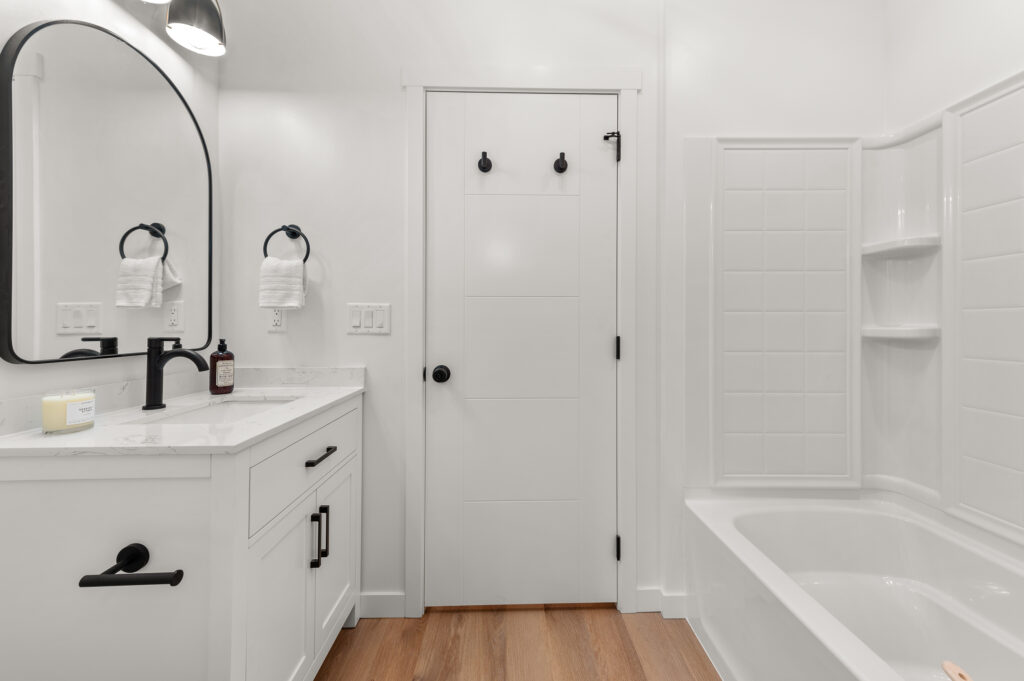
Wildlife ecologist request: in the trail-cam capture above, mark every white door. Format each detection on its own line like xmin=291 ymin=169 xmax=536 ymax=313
xmin=425 ymin=92 xmax=619 ymax=606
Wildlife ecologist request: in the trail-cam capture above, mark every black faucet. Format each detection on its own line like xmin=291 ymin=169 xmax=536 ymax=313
xmin=143 ymin=337 xmax=209 ymax=410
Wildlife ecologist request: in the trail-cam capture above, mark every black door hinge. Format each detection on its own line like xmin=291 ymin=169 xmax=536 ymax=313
xmin=604 ymin=131 xmax=621 ymax=162
xmin=616 ymin=535 xmax=621 ymax=561
xmin=616 ymin=336 xmax=621 ymax=360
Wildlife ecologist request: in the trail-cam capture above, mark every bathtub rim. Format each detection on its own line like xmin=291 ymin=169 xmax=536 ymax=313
xmin=685 ymin=489 xmax=1024 ymax=681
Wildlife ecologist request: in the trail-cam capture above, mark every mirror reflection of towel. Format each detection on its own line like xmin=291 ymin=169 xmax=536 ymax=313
xmin=116 ymin=256 xmax=163 ymax=308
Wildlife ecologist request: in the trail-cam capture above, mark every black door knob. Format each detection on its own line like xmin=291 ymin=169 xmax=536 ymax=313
xmin=432 ymin=365 xmax=451 ymax=383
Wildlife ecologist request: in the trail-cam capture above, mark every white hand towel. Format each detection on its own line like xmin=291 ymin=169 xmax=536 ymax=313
xmin=163 ymin=259 xmax=183 ymax=291
xmin=116 ymin=256 xmax=164 ymax=308
xmin=259 ymin=256 xmax=306 ymax=309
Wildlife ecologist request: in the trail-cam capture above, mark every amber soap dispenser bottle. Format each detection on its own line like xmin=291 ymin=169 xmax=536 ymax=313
xmin=210 ymin=338 xmax=235 ymax=395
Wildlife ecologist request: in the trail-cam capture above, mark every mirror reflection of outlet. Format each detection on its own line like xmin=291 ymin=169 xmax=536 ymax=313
xmin=269 ymin=308 xmax=287 ymax=333
xmin=164 ymin=301 xmax=184 ymax=333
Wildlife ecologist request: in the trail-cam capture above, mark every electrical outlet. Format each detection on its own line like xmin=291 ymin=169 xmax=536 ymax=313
xmin=164 ymin=301 xmax=184 ymax=333
xmin=269 ymin=308 xmax=287 ymax=333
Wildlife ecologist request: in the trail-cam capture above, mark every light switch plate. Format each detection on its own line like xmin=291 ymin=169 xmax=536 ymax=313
xmin=56 ymin=302 xmax=102 ymax=335
xmin=347 ymin=303 xmax=391 ymax=335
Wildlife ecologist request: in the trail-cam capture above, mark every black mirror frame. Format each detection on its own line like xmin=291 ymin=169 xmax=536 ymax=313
xmin=0 ymin=20 xmax=213 ymax=364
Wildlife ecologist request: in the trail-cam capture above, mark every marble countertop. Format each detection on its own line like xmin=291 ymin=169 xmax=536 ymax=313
xmin=0 ymin=386 xmax=363 ymax=457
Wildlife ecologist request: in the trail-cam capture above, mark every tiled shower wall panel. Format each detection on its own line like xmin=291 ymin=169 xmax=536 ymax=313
xmin=958 ymin=87 xmax=1024 ymax=528
xmin=716 ymin=146 xmax=852 ymax=482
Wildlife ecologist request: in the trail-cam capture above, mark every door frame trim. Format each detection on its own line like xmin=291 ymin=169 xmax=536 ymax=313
xmin=403 ymin=72 xmax=641 ymax=617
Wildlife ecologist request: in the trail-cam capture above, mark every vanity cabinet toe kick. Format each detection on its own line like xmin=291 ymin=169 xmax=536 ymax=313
xmin=0 ymin=393 xmax=363 ymax=681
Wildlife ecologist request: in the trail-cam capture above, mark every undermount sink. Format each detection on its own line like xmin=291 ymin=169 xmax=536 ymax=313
xmin=131 ymin=398 xmax=297 ymax=425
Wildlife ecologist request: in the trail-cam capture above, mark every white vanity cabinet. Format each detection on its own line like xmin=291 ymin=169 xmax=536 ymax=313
xmin=0 ymin=389 xmax=363 ymax=681
xmin=245 ymin=405 xmax=362 ymax=681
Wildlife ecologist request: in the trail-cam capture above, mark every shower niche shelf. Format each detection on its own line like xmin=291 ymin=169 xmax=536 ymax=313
xmin=861 ymin=235 xmax=940 ymax=259
xmin=861 ymin=324 xmax=941 ymax=340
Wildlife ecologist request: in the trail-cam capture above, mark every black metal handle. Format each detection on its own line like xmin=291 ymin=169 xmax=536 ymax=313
xmin=319 ymin=505 xmax=330 ymax=558
xmin=79 ymin=543 xmax=183 ymax=588
xmin=263 ymin=224 xmax=311 ymax=263
xmin=478 ymin=151 xmax=492 ymax=173
xmin=310 ymin=513 xmax=323 ymax=569
xmin=554 ymin=152 xmax=568 ymax=174
xmin=305 ymin=445 xmax=338 ymax=468
xmin=119 ymin=223 xmax=169 ymax=262
xmin=603 ymin=131 xmax=622 ymax=162
xmin=432 ymin=365 xmax=451 ymax=383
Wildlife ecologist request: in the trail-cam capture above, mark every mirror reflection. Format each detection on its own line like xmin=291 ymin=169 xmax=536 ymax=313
xmin=7 ymin=22 xmax=210 ymax=362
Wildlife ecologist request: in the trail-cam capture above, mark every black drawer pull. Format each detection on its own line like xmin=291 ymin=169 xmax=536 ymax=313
xmin=305 ymin=445 xmax=338 ymax=468
xmin=79 ymin=543 xmax=183 ymax=588
xmin=319 ymin=505 xmax=330 ymax=558
xmin=310 ymin=513 xmax=323 ymax=569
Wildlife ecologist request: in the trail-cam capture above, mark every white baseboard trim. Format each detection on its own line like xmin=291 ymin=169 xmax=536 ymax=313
xmin=360 ymin=591 xmax=407 ymax=618
xmin=633 ymin=587 xmax=691 ymax=618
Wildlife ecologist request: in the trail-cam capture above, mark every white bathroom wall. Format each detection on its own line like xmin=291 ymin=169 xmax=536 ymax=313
xmin=884 ymin=0 xmax=1024 ymax=130
xmin=215 ymin=0 xmax=663 ymax=614
xmin=0 ymin=2 xmax=220 ymax=418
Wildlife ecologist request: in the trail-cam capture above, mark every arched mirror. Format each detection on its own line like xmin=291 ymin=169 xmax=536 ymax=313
xmin=0 ymin=21 xmax=212 ymax=363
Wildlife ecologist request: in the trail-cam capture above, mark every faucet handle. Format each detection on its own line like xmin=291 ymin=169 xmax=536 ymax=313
xmin=147 ymin=336 xmax=181 ymax=349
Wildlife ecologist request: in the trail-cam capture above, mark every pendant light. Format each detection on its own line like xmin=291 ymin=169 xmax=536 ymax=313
xmin=165 ymin=0 xmax=226 ymax=57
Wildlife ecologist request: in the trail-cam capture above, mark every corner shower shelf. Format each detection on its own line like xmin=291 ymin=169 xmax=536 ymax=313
xmin=861 ymin=324 xmax=941 ymax=340
xmin=861 ymin=235 xmax=941 ymax=259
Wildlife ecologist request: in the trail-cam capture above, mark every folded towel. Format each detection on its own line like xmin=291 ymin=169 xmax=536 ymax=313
xmin=116 ymin=256 xmax=164 ymax=308
xmin=259 ymin=256 xmax=306 ymax=309
xmin=163 ymin=259 xmax=183 ymax=291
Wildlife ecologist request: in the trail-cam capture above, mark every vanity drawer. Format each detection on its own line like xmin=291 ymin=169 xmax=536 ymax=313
xmin=249 ymin=407 xmax=361 ymax=535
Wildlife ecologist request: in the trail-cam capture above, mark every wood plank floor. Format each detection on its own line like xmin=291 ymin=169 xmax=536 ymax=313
xmin=314 ymin=607 xmax=721 ymax=681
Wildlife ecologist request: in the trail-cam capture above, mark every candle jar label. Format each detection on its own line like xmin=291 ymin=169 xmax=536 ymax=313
xmin=66 ymin=399 xmax=95 ymax=426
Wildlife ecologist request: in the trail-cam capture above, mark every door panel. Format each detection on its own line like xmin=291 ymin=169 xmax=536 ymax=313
xmin=247 ymin=494 xmax=316 ymax=681
xmin=313 ymin=460 xmax=357 ymax=657
xmin=464 ymin=93 xmax=581 ymax=196
xmin=426 ymin=91 xmax=618 ymax=607
xmin=465 ymin=195 xmax=580 ymax=297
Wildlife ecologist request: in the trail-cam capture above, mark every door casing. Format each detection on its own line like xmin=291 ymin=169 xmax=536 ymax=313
xmin=402 ymin=68 xmax=641 ymax=617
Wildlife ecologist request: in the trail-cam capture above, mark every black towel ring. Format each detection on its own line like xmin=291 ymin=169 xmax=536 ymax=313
xmin=119 ymin=223 xmax=168 ymax=262
xmin=263 ymin=224 xmax=311 ymax=263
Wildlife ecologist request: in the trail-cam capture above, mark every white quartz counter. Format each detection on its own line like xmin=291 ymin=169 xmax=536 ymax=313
xmin=0 ymin=386 xmax=363 ymax=457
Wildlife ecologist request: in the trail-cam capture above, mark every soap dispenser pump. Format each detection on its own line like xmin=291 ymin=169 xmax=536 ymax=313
xmin=210 ymin=339 xmax=235 ymax=395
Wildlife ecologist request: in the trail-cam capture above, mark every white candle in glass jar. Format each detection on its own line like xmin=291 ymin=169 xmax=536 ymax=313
xmin=41 ymin=390 xmax=96 ymax=434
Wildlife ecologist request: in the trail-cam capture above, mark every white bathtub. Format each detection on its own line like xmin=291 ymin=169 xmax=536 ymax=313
xmin=686 ymin=494 xmax=1024 ymax=681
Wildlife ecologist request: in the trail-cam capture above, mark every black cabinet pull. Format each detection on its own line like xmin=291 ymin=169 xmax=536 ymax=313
xmin=79 ymin=543 xmax=183 ymax=588
xmin=310 ymin=513 xmax=323 ymax=569
xmin=305 ymin=446 xmax=338 ymax=468
xmin=319 ymin=505 xmax=331 ymax=558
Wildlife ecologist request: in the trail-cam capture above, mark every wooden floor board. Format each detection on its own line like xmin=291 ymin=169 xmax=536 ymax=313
xmin=314 ymin=607 xmax=721 ymax=681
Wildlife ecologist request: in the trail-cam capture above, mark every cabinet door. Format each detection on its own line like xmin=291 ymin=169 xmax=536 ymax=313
xmin=247 ymin=493 xmax=318 ymax=681
xmin=313 ymin=456 xmax=360 ymax=657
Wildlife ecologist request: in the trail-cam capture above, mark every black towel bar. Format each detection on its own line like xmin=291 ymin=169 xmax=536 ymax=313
xmin=119 ymin=223 xmax=169 ymax=262
xmin=79 ymin=543 xmax=183 ymax=588
xmin=263 ymin=224 xmax=311 ymax=263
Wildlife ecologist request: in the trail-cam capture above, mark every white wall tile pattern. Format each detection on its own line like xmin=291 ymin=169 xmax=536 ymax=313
xmin=717 ymin=147 xmax=850 ymax=480
xmin=958 ymin=90 xmax=1024 ymax=528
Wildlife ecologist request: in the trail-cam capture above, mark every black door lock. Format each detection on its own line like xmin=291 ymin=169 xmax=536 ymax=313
xmin=432 ymin=365 xmax=452 ymax=383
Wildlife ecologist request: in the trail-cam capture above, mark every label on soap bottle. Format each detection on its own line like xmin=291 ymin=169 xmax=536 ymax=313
xmin=216 ymin=360 xmax=235 ymax=388
xmin=66 ymin=399 xmax=95 ymax=426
